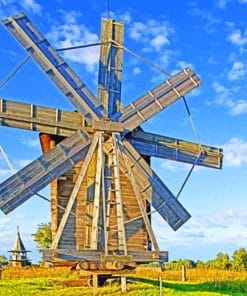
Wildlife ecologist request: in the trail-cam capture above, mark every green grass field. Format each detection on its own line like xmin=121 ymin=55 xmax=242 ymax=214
xmin=1 ymin=267 xmax=247 ymax=295
xmin=1 ymin=277 xmax=247 ymax=295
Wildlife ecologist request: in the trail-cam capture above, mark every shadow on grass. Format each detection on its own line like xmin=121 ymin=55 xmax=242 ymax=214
xmin=131 ymin=277 xmax=247 ymax=295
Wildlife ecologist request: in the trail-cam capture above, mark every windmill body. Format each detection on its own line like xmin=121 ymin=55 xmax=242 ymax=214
xmin=0 ymin=13 xmax=223 ymax=270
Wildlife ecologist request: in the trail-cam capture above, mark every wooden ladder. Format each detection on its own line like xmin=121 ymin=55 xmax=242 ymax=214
xmin=104 ymin=133 xmax=127 ymax=255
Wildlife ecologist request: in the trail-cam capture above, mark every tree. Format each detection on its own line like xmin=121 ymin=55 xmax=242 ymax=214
xmin=0 ymin=255 xmax=7 ymax=263
xmin=214 ymin=252 xmax=230 ymax=270
xmin=33 ymin=222 xmax=52 ymax=251
xmin=196 ymin=260 xmax=206 ymax=268
xmin=232 ymin=247 xmax=247 ymax=271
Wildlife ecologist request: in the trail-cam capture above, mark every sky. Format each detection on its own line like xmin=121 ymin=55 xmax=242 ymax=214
xmin=0 ymin=0 xmax=247 ymax=264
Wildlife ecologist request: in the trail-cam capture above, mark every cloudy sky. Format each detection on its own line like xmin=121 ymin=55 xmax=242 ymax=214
xmin=0 ymin=0 xmax=247 ymax=263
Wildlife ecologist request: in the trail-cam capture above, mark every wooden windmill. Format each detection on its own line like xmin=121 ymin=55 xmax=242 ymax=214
xmin=0 ymin=13 xmax=223 ymax=270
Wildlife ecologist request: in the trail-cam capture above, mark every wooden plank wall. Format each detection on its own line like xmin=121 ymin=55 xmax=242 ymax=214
xmin=50 ymin=139 xmax=149 ymax=252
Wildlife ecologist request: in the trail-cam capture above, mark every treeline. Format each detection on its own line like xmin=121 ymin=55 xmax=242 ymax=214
xmin=165 ymin=247 xmax=247 ymax=271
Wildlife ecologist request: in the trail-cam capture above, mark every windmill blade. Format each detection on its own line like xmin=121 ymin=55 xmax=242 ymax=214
xmin=0 ymin=130 xmax=91 ymax=214
xmin=0 ymin=98 xmax=84 ymax=137
xmin=97 ymin=19 xmax=124 ymax=116
xmin=127 ymin=130 xmax=223 ymax=169
xmin=2 ymin=13 xmax=106 ymax=122
xmin=118 ymin=140 xmax=191 ymax=231
xmin=113 ymin=68 xmax=200 ymax=131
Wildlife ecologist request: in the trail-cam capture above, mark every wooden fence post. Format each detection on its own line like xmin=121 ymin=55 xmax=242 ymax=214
xmin=181 ymin=265 xmax=187 ymax=282
xmin=121 ymin=275 xmax=127 ymax=293
xmin=159 ymin=275 xmax=163 ymax=295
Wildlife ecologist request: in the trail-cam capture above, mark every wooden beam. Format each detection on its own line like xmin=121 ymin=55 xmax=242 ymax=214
xmin=51 ymin=132 xmax=100 ymax=249
xmin=97 ymin=19 xmax=124 ymax=115
xmin=0 ymin=98 xmax=84 ymax=137
xmin=91 ymin=132 xmax=104 ymax=249
xmin=101 ymin=142 xmax=107 ymax=254
xmin=92 ymin=120 xmax=124 ymax=132
xmin=112 ymin=133 xmax=127 ymax=255
xmin=118 ymin=146 xmax=159 ymax=252
xmin=129 ymin=130 xmax=223 ymax=169
xmin=114 ymin=68 xmax=201 ymax=131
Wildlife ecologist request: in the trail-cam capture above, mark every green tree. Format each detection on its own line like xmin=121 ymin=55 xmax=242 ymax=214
xmin=0 ymin=255 xmax=7 ymax=263
xmin=232 ymin=247 xmax=247 ymax=271
xmin=33 ymin=222 xmax=52 ymax=251
xmin=214 ymin=252 xmax=230 ymax=269
xmin=196 ymin=260 xmax=206 ymax=268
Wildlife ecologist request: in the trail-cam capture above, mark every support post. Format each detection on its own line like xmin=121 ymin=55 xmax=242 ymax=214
xmin=182 ymin=265 xmax=187 ymax=282
xmin=121 ymin=275 xmax=127 ymax=293
xmin=93 ymin=273 xmax=98 ymax=295
xmin=159 ymin=275 xmax=163 ymax=296
xmin=91 ymin=132 xmax=104 ymax=249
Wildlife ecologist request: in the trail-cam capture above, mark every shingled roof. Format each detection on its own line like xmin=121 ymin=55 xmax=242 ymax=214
xmin=9 ymin=226 xmax=29 ymax=253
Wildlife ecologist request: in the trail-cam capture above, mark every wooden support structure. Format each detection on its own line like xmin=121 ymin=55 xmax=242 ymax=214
xmin=51 ymin=133 xmax=99 ymax=249
xmin=117 ymin=141 xmax=159 ymax=252
xmin=112 ymin=133 xmax=127 ymax=254
xmin=91 ymin=132 xmax=104 ymax=249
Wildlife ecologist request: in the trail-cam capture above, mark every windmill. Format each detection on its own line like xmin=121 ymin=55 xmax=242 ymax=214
xmin=0 ymin=13 xmax=223 ymax=272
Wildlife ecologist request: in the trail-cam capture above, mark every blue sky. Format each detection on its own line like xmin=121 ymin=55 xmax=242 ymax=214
xmin=0 ymin=0 xmax=247 ymax=263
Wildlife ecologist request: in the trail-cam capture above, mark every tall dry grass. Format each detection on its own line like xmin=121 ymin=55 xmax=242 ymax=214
xmin=136 ymin=266 xmax=247 ymax=282
xmin=2 ymin=266 xmax=70 ymax=280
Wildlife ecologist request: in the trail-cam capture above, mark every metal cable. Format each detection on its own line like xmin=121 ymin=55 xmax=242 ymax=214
xmin=107 ymin=0 xmax=110 ymax=18
xmin=110 ymin=39 xmax=172 ymax=77
xmin=176 ymin=153 xmax=201 ymax=199
xmin=56 ymin=42 xmax=110 ymax=52
xmin=182 ymin=96 xmax=205 ymax=154
xmin=0 ymin=145 xmax=16 ymax=174
xmin=0 ymin=56 xmax=30 ymax=89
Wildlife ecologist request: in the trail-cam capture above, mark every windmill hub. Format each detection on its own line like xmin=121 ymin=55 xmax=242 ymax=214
xmin=92 ymin=120 xmax=124 ymax=133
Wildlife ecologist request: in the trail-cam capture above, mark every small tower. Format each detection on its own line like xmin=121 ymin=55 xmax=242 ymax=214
xmin=8 ymin=227 xmax=31 ymax=267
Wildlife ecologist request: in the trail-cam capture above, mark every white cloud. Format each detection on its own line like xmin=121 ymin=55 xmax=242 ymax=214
xmin=21 ymin=0 xmax=42 ymax=15
xmin=22 ymin=138 xmax=40 ymax=148
xmin=171 ymin=60 xmax=195 ymax=75
xmin=216 ymin=0 xmax=231 ymax=9
xmin=161 ymin=160 xmax=190 ymax=172
xmin=0 ymin=217 xmax=10 ymax=229
xmin=223 ymin=137 xmax=247 ymax=167
xmin=228 ymin=61 xmax=246 ymax=81
xmin=47 ymin=10 xmax=100 ymax=72
xmin=228 ymin=29 xmax=247 ymax=46
xmin=14 ymin=158 xmax=32 ymax=169
xmin=128 ymin=19 xmax=174 ymax=53
xmin=0 ymin=0 xmax=15 ymax=5
xmin=133 ymin=67 xmax=141 ymax=75
xmin=212 ymin=81 xmax=247 ymax=115
xmin=190 ymin=87 xmax=201 ymax=97
xmin=150 ymin=34 xmax=170 ymax=51
xmin=153 ymin=209 xmax=247 ymax=248
xmin=188 ymin=2 xmax=221 ymax=33
xmin=0 ymin=169 xmax=11 ymax=177
xmin=230 ymin=100 xmax=247 ymax=114
xmin=0 ymin=0 xmax=42 ymax=16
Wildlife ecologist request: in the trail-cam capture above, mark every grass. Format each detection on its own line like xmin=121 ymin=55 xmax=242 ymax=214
xmin=0 ymin=267 xmax=247 ymax=295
